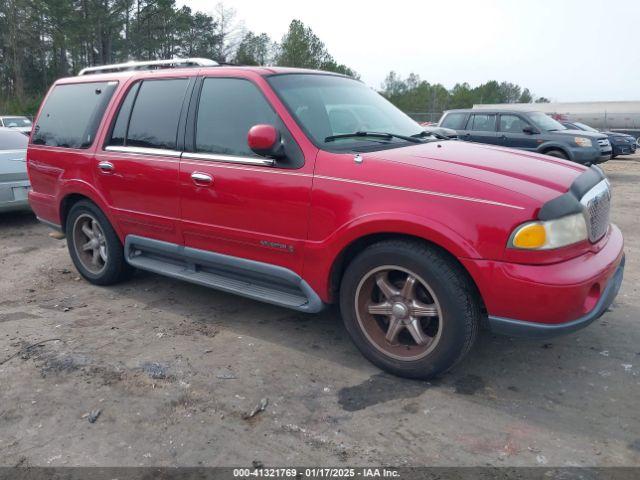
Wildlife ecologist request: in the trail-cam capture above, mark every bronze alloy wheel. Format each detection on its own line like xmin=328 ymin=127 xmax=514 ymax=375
xmin=354 ymin=265 xmax=443 ymax=361
xmin=72 ymin=213 xmax=108 ymax=275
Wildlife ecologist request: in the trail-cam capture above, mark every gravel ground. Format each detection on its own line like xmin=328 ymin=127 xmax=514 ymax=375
xmin=0 ymin=158 xmax=639 ymax=467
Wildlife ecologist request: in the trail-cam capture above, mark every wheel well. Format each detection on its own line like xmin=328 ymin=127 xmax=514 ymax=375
xmin=328 ymin=233 xmax=485 ymax=311
xmin=59 ymin=194 xmax=91 ymax=229
xmin=540 ymin=146 xmax=568 ymax=156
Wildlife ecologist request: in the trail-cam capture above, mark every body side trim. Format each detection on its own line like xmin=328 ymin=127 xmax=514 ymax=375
xmin=124 ymin=235 xmax=325 ymax=313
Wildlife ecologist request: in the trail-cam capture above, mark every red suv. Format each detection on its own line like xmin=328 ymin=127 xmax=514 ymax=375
xmin=27 ymin=59 xmax=625 ymax=379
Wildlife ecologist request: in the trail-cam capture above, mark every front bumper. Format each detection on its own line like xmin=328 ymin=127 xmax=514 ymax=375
xmin=461 ymin=224 xmax=624 ymax=338
xmin=612 ymin=143 xmax=636 ymax=156
xmin=488 ymin=255 xmax=624 ymax=338
xmin=570 ymin=146 xmax=609 ymax=164
xmin=0 ymin=180 xmax=31 ymax=212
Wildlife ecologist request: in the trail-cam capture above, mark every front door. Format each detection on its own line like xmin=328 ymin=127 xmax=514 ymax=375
xmin=179 ymin=76 xmax=313 ymax=274
xmin=497 ymin=114 xmax=540 ymax=151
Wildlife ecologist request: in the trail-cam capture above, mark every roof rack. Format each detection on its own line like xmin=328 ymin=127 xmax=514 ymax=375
xmin=78 ymin=58 xmax=218 ymax=76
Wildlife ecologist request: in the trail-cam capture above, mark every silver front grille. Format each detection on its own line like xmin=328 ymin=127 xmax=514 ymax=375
xmin=581 ymin=180 xmax=611 ymax=242
xmin=597 ymin=139 xmax=610 ymax=147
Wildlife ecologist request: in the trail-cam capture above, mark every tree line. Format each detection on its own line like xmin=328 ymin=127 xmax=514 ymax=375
xmin=0 ymin=0 xmax=547 ymax=117
xmin=380 ymin=72 xmax=549 ymax=122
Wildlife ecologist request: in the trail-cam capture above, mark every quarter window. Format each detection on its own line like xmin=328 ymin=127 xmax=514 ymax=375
xmin=125 ymin=79 xmax=189 ymax=150
xmin=32 ymin=81 xmax=117 ymax=148
xmin=440 ymin=112 xmax=468 ymax=130
xmin=195 ymin=78 xmax=277 ymax=157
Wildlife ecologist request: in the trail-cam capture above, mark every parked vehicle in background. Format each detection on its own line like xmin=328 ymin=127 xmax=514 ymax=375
xmin=0 ymin=116 xmax=33 ymax=135
xmin=0 ymin=127 xmax=30 ymax=212
xmin=439 ymin=109 xmax=612 ymax=165
xmin=27 ymin=59 xmax=624 ymax=379
xmin=560 ymin=121 xmax=636 ymax=158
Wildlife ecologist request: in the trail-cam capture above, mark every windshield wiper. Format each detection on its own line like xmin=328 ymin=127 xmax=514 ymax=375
xmin=324 ymin=131 xmax=423 ymax=144
xmin=411 ymin=130 xmax=449 ymax=140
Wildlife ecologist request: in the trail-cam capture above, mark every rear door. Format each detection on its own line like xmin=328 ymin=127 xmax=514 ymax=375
xmin=95 ymin=77 xmax=193 ymax=244
xmin=461 ymin=113 xmax=498 ymax=144
xmin=179 ymin=75 xmax=313 ymax=273
xmin=498 ymin=113 xmax=540 ymax=151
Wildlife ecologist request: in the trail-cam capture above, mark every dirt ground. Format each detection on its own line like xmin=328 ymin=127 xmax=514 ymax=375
xmin=1 ymin=157 xmax=639 ymax=468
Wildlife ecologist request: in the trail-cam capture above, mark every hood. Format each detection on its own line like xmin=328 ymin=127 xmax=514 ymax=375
xmin=367 ymin=140 xmax=585 ymax=205
xmin=603 ymin=131 xmax=634 ymax=138
xmin=0 ymin=149 xmax=28 ymax=182
xmin=556 ymin=129 xmax=608 ymax=140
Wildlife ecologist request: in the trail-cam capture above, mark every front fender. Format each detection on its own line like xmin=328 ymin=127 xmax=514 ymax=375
xmin=302 ymin=212 xmax=482 ymax=302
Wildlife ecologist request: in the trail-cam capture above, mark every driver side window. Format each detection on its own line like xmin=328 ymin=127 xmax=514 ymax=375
xmin=196 ymin=78 xmax=277 ymax=157
xmin=499 ymin=114 xmax=528 ymax=133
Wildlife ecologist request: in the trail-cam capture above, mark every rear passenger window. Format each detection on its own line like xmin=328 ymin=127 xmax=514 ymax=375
xmin=440 ymin=112 xmax=468 ymax=130
xmin=125 ymin=79 xmax=189 ymax=150
xmin=108 ymin=83 xmax=140 ymax=146
xmin=32 ymin=82 xmax=117 ymax=148
xmin=467 ymin=114 xmax=496 ymax=132
xmin=196 ymin=78 xmax=277 ymax=157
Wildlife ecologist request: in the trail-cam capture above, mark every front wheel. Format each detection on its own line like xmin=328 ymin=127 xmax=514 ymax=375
xmin=339 ymin=240 xmax=480 ymax=379
xmin=544 ymin=149 xmax=568 ymax=160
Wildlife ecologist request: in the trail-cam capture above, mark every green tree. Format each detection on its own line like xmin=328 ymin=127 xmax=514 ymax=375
xmin=276 ymin=19 xmax=357 ymax=77
xmin=234 ymin=32 xmax=273 ymax=65
xmin=519 ymin=88 xmax=533 ymax=103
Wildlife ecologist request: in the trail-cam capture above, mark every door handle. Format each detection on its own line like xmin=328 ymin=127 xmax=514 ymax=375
xmin=98 ymin=161 xmax=114 ymax=172
xmin=191 ymin=172 xmax=213 ymax=185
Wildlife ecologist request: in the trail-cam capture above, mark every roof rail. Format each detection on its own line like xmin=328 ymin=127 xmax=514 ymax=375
xmin=78 ymin=58 xmax=218 ymax=76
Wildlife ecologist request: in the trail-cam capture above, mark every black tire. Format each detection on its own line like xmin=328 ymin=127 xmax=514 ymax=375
xmin=65 ymin=200 xmax=133 ymax=285
xmin=611 ymin=154 xmax=618 ymax=159
xmin=339 ymin=240 xmax=480 ymax=379
xmin=544 ymin=149 xmax=568 ymax=160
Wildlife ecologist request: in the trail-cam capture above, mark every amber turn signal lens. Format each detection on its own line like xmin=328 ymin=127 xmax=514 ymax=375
xmin=512 ymin=223 xmax=546 ymax=249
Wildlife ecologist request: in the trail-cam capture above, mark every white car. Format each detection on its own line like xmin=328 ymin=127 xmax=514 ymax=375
xmin=0 ymin=116 xmax=33 ymax=135
xmin=0 ymin=127 xmax=30 ymax=212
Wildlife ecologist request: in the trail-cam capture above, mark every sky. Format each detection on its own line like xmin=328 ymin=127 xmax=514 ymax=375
xmin=180 ymin=0 xmax=640 ymax=102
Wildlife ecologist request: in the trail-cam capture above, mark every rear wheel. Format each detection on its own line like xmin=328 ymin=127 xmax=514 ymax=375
xmin=66 ymin=200 xmax=132 ymax=285
xmin=339 ymin=240 xmax=480 ymax=379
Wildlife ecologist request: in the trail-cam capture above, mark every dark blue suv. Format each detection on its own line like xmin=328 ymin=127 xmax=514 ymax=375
xmin=439 ymin=109 xmax=612 ymax=165
xmin=561 ymin=121 xmax=636 ymax=158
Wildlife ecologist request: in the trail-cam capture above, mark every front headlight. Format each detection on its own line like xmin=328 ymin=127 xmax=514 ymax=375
xmin=574 ymin=137 xmax=593 ymax=147
xmin=509 ymin=212 xmax=588 ymax=250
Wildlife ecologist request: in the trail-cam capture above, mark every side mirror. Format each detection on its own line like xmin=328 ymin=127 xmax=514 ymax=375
xmin=248 ymin=124 xmax=284 ymax=159
xmin=523 ymin=126 xmax=539 ymax=135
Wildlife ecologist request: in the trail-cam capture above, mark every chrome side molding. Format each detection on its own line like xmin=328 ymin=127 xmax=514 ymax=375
xmin=181 ymin=152 xmax=274 ymax=167
xmin=104 ymin=145 xmax=181 ymax=158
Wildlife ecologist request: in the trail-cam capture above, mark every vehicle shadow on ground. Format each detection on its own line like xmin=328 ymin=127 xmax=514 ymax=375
xmin=0 ymin=211 xmax=37 ymax=229
xmin=103 ymin=268 xmax=640 ymax=452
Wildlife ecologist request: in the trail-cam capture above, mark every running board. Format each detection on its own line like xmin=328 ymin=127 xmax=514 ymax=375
xmin=124 ymin=235 xmax=324 ymax=313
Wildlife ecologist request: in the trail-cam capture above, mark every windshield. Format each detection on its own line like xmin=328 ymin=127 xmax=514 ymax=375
xmin=2 ymin=117 xmax=32 ymax=128
xmin=572 ymin=122 xmax=598 ymax=132
xmin=268 ymin=74 xmax=423 ymax=151
xmin=528 ymin=112 xmax=566 ymax=132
